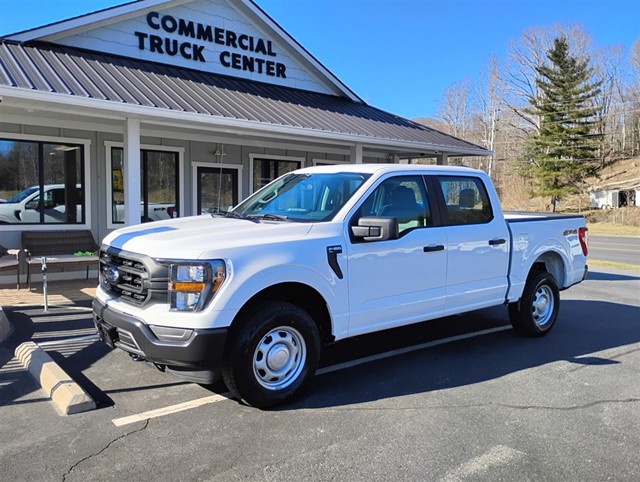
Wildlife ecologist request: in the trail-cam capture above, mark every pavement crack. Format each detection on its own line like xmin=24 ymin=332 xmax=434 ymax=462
xmin=486 ymin=398 xmax=640 ymax=411
xmin=61 ymin=419 xmax=149 ymax=482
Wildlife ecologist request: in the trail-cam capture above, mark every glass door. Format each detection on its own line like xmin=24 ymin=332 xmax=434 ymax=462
xmin=197 ymin=166 xmax=239 ymax=214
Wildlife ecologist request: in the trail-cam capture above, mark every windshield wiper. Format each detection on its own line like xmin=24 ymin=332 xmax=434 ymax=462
xmin=210 ymin=211 xmax=258 ymax=222
xmin=246 ymin=213 xmax=289 ymax=222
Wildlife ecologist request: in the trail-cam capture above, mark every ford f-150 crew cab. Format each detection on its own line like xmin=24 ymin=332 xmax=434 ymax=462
xmin=94 ymin=164 xmax=589 ymax=408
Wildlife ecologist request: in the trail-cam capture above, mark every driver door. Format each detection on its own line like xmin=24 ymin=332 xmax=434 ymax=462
xmin=346 ymin=175 xmax=447 ymax=336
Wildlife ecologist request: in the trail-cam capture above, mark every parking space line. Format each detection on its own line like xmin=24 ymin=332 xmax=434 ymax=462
xmin=112 ymin=393 xmax=233 ymax=426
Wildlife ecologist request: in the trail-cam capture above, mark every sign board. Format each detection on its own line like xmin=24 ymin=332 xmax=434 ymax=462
xmin=54 ymin=0 xmax=331 ymax=94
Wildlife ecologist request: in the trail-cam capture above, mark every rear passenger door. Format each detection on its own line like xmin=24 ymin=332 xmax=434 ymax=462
xmin=435 ymin=175 xmax=510 ymax=315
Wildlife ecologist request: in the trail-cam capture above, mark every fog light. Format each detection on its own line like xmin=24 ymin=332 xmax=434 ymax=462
xmin=149 ymin=325 xmax=194 ymax=342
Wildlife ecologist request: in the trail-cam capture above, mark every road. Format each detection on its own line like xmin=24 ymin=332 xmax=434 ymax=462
xmin=1 ymin=267 xmax=639 ymax=481
xmin=589 ymin=235 xmax=640 ymax=266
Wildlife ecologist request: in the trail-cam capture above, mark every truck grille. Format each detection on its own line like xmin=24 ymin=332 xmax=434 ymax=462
xmin=99 ymin=250 xmax=168 ymax=306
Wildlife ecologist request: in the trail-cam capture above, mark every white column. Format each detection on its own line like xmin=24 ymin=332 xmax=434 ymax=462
xmin=123 ymin=117 xmax=141 ymax=226
xmin=436 ymin=153 xmax=448 ymax=166
xmin=350 ymin=144 xmax=363 ymax=164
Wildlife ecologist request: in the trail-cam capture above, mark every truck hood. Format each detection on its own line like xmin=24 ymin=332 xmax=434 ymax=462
xmin=102 ymin=215 xmax=314 ymax=259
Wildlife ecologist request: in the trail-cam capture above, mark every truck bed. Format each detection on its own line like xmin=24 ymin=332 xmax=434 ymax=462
xmin=504 ymin=211 xmax=585 ymax=223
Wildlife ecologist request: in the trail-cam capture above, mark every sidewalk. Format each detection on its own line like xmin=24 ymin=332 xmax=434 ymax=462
xmin=0 ymin=279 xmax=97 ymax=343
xmin=0 ymin=279 xmax=97 ymax=308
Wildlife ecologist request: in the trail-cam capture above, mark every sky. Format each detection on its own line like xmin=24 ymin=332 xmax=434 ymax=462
xmin=0 ymin=0 xmax=638 ymax=119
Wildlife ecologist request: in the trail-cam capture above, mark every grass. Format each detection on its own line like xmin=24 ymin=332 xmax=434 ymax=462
xmin=588 ymin=259 xmax=640 ymax=272
xmin=585 ymin=223 xmax=640 ymax=237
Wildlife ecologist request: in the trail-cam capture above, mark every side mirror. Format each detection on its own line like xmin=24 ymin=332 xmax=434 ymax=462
xmin=25 ymin=200 xmax=38 ymax=210
xmin=351 ymin=217 xmax=398 ymax=242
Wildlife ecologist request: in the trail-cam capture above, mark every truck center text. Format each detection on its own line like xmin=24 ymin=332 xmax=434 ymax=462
xmin=134 ymin=11 xmax=287 ymax=78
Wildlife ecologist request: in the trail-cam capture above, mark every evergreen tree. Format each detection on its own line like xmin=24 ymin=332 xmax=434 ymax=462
xmin=523 ymin=36 xmax=602 ymax=211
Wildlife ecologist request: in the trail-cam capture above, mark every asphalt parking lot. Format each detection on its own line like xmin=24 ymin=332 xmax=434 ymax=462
xmin=1 ymin=267 xmax=639 ymax=481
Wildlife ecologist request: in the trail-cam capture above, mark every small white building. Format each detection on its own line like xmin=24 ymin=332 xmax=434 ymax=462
xmin=589 ymin=180 xmax=640 ymax=209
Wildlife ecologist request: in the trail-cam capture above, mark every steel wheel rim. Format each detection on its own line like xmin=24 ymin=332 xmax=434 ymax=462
xmin=253 ymin=325 xmax=307 ymax=390
xmin=531 ymin=285 xmax=554 ymax=327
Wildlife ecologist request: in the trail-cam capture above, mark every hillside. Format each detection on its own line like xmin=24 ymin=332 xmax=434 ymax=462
xmin=498 ymin=156 xmax=640 ymax=228
xmin=564 ymin=156 xmax=640 ymax=227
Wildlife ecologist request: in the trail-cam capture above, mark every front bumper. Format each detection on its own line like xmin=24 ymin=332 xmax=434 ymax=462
xmin=93 ymin=298 xmax=228 ymax=374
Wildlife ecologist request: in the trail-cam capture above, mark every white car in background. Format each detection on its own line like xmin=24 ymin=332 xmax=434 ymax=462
xmin=0 ymin=184 xmax=175 ymax=224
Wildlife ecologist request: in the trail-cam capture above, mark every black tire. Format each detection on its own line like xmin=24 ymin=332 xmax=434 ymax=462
xmin=508 ymin=271 xmax=560 ymax=337
xmin=222 ymin=301 xmax=320 ymax=408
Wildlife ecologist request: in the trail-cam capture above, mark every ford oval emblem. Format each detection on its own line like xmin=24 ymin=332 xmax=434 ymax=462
xmin=105 ymin=266 xmax=120 ymax=284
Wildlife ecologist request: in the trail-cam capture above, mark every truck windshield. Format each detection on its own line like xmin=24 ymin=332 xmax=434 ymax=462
xmin=5 ymin=186 xmax=39 ymax=204
xmin=233 ymin=172 xmax=370 ymax=222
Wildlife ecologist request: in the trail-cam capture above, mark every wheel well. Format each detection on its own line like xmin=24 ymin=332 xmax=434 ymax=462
xmin=530 ymin=251 xmax=565 ymax=287
xmin=233 ymin=283 xmax=334 ymax=343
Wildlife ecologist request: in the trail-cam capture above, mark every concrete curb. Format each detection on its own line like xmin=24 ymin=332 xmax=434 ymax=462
xmin=0 ymin=306 xmax=13 ymax=344
xmin=15 ymin=341 xmax=96 ymax=415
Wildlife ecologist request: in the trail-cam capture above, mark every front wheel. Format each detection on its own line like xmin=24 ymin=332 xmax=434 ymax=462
xmin=508 ymin=271 xmax=560 ymax=337
xmin=222 ymin=301 xmax=320 ymax=408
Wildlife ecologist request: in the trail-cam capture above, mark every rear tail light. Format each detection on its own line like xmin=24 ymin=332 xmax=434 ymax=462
xmin=578 ymin=227 xmax=588 ymax=256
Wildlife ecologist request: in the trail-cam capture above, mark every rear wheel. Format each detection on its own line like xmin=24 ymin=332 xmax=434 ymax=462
xmin=509 ymin=271 xmax=560 ymax=337
xmin=222 ymin=301 xmax=320 ymax=408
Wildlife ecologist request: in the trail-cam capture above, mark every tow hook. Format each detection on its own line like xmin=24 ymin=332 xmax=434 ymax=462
xmin=129 ymin=353 xmax=145 ymax=362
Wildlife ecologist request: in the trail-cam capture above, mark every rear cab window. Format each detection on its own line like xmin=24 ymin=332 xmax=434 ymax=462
xmin=437 ymin=176 xmax=493 ymax=225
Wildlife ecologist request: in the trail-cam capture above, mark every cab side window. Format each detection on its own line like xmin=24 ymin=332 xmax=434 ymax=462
xmin=359 ymin=176 xmax=432 ymax=235
xmin=438 ymin=176 xmax=493 ymax=225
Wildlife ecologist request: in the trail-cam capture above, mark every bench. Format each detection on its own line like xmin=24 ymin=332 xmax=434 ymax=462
xmin=0 ymin=245 xmax=24 ymax=289
xmin=21 ymin=230 xmax=100 ymax=288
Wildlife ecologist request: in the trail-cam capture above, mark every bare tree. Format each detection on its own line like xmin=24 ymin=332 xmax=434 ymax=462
xmin=470 ymin=56 xmax=502 ymax=177
xmin=631 ymin=38 xmax=640 ymax=73
xmin=629 ymin=38 xmax=640 ymax=155
xmin=436 ymin=79 xmax=473 ymax=139
xmin=592 ymin=45 xmax=625 ymax=164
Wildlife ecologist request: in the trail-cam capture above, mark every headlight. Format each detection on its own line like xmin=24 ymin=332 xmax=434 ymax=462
xmin=168 ymin=260 xmax=226 ymax=312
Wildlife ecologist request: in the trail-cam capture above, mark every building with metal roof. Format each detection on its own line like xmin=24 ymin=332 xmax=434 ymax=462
xmin=0 ymin=0 xmax=490 ymax=253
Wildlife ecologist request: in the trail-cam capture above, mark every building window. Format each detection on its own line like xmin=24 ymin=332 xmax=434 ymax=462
xmin=196 ymin=166 xmax=240 ymax=214
xmin=252 ymin=158 xmax=301 ymax=192
xmin=110 ymin=147 xmax=179 ymax=224
xmin=0 ymin=138 xmax=85 ymax=225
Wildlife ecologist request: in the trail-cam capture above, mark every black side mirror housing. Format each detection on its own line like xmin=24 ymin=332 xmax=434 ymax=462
xmin=351 ymin=217 xmax=398 ymax=242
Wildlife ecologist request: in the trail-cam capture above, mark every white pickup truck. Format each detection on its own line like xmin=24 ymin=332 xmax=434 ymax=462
xmin=93 ymin=164 xmax=588 ymax=407
xmin=0 ymin=184 xmax=175 ymax=224
xmin=0 ymin=184 xmax=85 ymax=224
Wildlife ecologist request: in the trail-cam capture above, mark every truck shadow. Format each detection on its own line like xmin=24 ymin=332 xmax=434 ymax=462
xmin=285 ymin=299 xmax=640 ymax=410
xmin=586 ymin=271 xmax=639 ymax=282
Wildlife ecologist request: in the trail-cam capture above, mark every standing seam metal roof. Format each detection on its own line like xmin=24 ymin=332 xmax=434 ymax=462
xmin=0 ymin=40 xmax=488 ymax=154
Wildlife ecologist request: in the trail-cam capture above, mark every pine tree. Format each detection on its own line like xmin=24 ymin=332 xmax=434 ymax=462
xmin=523 ymin=36 xmax=602 ymax=211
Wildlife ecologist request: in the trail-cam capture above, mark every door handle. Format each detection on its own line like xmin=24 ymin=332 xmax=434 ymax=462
xmin=423 ymin=245 xmax=445 ymax=252
xmin=488 ymin=238 xmax=506 ymax=246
